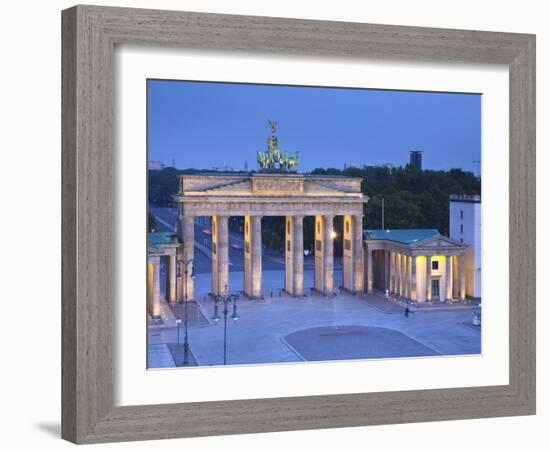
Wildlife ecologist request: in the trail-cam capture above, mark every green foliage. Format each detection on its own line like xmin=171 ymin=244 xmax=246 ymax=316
xmin=262 ymin=217 xmax=285 ymax=251
xmin=356 ymin=166 xmax=480 ymax=235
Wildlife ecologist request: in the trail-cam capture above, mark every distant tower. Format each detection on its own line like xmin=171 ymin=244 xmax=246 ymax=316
xmin=171 ymin=158 xmax=176 ymax=168
xmin=449 ymin=194 xmax=481 ymax=298
xmin=244 ymin=160 xmax=248 ymax=171
xmin=472 ymin=160 xmax=481 ymax=179
xmin=409 ymin=151 xmax=422 ymax=170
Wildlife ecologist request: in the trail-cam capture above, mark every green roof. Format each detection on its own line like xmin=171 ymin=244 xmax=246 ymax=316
xmin=364 ymin=229 xmax=441 ymax=246
xmin=148 ymin=232 xmax=178 ymax=252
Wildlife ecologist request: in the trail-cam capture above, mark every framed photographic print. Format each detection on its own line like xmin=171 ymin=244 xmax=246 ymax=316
xmin=62 ymin=5 xmax=536 ymax=444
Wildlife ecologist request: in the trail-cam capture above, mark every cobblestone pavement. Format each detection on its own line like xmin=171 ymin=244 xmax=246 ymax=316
xmin=147 ymin=270 xmax=481 ymax=368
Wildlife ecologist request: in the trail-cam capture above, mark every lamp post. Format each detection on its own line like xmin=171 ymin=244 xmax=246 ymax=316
xmin=175 ymin=318 xmax=182 ymax=346
xmin=211 ymin=284 xmax=239 ymax=365
xmin=176 ymin=258 xmax=194 ymax=365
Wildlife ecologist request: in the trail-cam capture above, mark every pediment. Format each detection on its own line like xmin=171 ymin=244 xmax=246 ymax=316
xmin=413 ymin=236 xmax=464 ymax=248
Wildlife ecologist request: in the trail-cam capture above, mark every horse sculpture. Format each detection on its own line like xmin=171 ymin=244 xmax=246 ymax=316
xmin=257 ymin=121 xmax=299 ymax=172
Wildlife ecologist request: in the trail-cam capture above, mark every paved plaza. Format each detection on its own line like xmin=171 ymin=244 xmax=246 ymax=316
xmin=147 ymin=270 xmax=481 ymax=368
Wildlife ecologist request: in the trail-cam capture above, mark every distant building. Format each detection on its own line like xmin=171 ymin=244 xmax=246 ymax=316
xmin=409 ymin=151 xmax=422 ymax=170
xmin=343 ymin=163 xmax=359 ymax=170
xmin=449 ymin=194 xmax=481 ymax=298
xmin=148 ymin=160 xmax=164 ymax=171
xmin=344 ymin=163 xmax=394 ymax=170
xmin=212 ymin=161 xmax=237 ymax=172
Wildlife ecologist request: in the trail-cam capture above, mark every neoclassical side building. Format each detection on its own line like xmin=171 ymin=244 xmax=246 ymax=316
xmin=363 ymin=229 xmax=467 ymax=302
xmin=147 ymin=232 xmax=179 ymax=318
xmin=174 ymin=172 xmax=368 ymax=300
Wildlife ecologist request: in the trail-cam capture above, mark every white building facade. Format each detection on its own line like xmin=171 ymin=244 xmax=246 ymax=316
xmin=449 ymin=194 xmax=481 ymax=298
xmin=364 ymin=229 xmax=467 ymax=303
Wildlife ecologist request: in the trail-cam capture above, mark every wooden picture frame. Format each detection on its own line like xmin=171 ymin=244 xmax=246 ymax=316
xmin=61 ymin=5 xmax=536 ymax=444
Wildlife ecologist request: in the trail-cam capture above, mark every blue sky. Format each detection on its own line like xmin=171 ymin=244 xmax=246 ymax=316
xmin=147 ymin=79 xmax=481 ymax=172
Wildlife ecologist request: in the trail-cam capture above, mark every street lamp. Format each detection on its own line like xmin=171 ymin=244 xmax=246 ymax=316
xmin=176 ymin=258 xmax=194 ymax=365
xmin=212 ymin=284 xmax=239 ymax=365
xmin=175 ymin=318 xmax=182 ymax=347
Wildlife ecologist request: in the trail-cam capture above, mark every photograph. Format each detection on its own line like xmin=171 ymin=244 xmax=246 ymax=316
xmin=146 ymin=79 xmax=482 ymax=368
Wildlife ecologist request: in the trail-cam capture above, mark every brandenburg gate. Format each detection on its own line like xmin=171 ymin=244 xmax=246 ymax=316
xmin=174 ymin=172 xmax=368 ymax=300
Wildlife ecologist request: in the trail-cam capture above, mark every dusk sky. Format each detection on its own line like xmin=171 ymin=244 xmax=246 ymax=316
xmin=147 ymin=79 xmax=481 ymax=173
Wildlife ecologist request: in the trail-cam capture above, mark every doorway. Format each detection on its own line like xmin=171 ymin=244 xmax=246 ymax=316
xmin=431 ymin=279 xmax=440 ymax=301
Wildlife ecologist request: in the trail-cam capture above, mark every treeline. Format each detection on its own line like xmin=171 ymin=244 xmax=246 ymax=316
xmin=148 ymin=167 xmax=249 ymax=207
xmin=311 ymin=166 xmax=480 ymax=236
xmin=148 ymin=165 xmax=480 ymax=249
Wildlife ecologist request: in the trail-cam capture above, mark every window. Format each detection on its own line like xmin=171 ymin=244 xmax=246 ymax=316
xmin=460 ymin=224 xmax=464 ymax=233
xmin=345 ymin=221 xmax=350 ymax=234
xmin=432 ymin=260 xmax=439 ymax=271
xmin=245 ymin=221 xmax=249 ymax=235
xmin=287 ymin=221 xmax=290 ymax=234
xmin=460 ymin=210 xmax=464 ymax=220
xmin=287 ymin=240 xmax=291 ymax=252
xmin=317 ymin=221 xmax=320 ymax=234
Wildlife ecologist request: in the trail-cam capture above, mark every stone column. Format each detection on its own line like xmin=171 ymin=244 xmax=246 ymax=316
xmin=366 ymin=247 xmax=373 ymax=294
xmin=396 ymin=253 xmax=401 ymax=296
xmin=293 ymin=215 xmax=304 ymax=296
xmin=352 ymin=214 xmax=365 ymax=293
xmin=314 ymin=215 xmax=324 ymax=293
xmin=148 ymin=256 xmax=161 ymax=318
xmin=176 ymin=245 xmax=184 ymax=302
xmin=426 ymin=255 xmax=432 ymax=301
xmin=405 ymin=255 xmax=411 ymax=298
xmin=395 ymin=253 xmax=400 ymax=295
xmin=343 ymin=215 xmax=353 ymax=291
xmin=460 ymin=254 xmax=466 ymax=300
xmin=452 ymin=255 xmax=459 ymax=298
xmin=411 ymin=256 xmax=417 ymax=301
xmin=167 ymin=248 xmax=176 ymax=303
xmin=323 ymin=215 xmax=334 ymax=295
xmin=401 ymin=254 xmax=406 ymax=297
xmin=285 ymin=216 xmax=294 ymax=294
xmin=211 ymin=215 xmax=229 ymax=296
xmin=182 ymin=215 xmax=195 ymax=301
xmin=244 ymin=215 xmax=262 ymax=298
xmin=394 ymin=254 xmax=398 ymax=295
xmin=401 ymin=255 xmax=406 ymax=297
xmin=445 ymin=255 xmax=452 ymax=301
xmin=384 ymin=250 xmax=390 ymax=291
xmin=390 ymin=252 xmax=395 ymax=293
